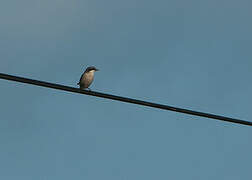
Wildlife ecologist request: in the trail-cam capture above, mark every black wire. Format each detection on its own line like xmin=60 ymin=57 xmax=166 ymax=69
xmin=0 ymin=72 xmax=251 ymax=126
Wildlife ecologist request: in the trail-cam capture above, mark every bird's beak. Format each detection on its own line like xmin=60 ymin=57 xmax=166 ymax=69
xmin=96 ymin=69 xmax=99 ymax=71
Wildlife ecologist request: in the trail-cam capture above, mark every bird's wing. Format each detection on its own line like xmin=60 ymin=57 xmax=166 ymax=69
xmin=77 ymin=73 xmax=84 ymax=85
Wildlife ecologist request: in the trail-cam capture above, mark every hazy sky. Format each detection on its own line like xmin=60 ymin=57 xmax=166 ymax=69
xmin=0 ymin=0 xmax=252 ymax=179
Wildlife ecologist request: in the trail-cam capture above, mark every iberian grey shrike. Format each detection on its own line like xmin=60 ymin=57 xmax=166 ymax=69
xmin=77 ymin=66 xmax=99 ymax=90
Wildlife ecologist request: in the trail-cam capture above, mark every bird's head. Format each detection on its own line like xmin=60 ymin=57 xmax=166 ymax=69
xmin=85 ymin=66 xmax=99 ymax=73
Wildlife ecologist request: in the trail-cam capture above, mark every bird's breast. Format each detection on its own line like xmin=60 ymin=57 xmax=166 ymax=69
xmin=80 ymin=72 xmax=94 ymax=88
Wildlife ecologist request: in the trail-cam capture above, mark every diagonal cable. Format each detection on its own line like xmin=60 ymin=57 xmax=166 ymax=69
xmin=0 ymin=73 xmax=251 ymax=126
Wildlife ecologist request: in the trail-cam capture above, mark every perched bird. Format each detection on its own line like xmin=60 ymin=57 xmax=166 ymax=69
xmin=77 ymin=66 xmax=99 ymax=90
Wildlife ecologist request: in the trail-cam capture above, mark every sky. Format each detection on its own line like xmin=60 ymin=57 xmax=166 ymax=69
xmin=0 ymin=0 xmax=252 ymax=179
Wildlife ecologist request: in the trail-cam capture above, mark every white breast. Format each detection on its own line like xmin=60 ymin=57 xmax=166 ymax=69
xmin=80 ymin=70 xmax=95 ymax=89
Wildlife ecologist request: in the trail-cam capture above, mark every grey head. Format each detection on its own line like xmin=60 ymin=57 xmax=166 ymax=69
xmin=85 ymin=66 xmax=99 ymax=73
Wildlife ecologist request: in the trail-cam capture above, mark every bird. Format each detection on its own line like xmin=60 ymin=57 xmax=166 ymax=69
xmin=77 ymin=66 xmax=99 ymax=90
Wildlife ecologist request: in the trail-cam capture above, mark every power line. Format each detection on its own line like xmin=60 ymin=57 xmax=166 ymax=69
xmin=0 ymin=72 xmax=251 ymax=126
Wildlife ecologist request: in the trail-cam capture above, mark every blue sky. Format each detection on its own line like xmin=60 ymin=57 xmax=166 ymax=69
xmin=0 ymin=0 xmax=252 ymax=179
